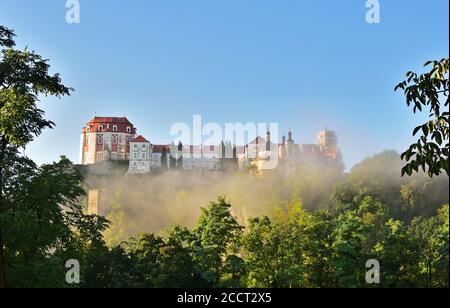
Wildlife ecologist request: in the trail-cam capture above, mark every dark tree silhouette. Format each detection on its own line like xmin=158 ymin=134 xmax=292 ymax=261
xmin=396 ymin=59 xmax=449 ymax=177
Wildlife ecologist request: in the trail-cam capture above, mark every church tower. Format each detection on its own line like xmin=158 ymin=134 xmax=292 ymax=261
xmin=286 ymin=130 xmax=295 ymax=159
xmin=265 ymin=129 xmax=271 ymax=151
xmin=279 ymin=134 xmax=287 ymax=160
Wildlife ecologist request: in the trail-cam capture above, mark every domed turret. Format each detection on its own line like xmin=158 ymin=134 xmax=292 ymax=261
xmin=287 ymin=130 xmax=294 ymax=144
xmin=279 ymin=134 xmax=287 ymax=160
xmin=286 ymin=130 xmax=295 ymax=159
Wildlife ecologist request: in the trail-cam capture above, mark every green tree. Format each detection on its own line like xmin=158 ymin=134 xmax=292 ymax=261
xmin=331 ymin=211 xmax=372 ymax=287
xmin=273 ymin=201 xmax=309 ymax=288
xmin=301 ymin=210 xmax=335 ymax=287
xmin=83 ymin=240 xmax=118 ymax=288
xmin=400 ymin=174 xmax=449 ymax=220
xmin=243 ymin=216 xmax=288 ymax=288
xmin=330 ymin=150 xmax=449 ymax=221
xmin=395 ymin=58 xmax=449 ymax=177
xmin=125 ymin=233 xmax=165 ymax=287
xmin=3 ymin=157 xmax=108 ymax=287
xmin=85 ymin=245 xmax=137 ymax=288
xmin=373 ymin=219 xmax=420 ymax=287
xmin=160 ymin=226 xmax=209 ymax=288
xmin=193 ymin=196 xmax=243 ymax=286
xmin=243 ymin=201 xmax=309 ymax=288
xmin=0 ymin=25 xmax=72 ymax=287
xmin=103 ymin=190 xmax=136 ymax=247
xmin=346 ymin=151 xmax=406 ymax=211
xmin=411 ymin=204 xmax=449 ymax=287
xmin=112 ymin=227 xmax=209 ymax=288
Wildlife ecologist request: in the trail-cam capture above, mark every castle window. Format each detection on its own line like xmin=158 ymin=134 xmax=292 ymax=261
xmin=98 ymin=125 xmax=104 ymax=131
xmin=133 ymin=152 xmax=138 ymax=159
xmin=142 ymin=153 xmax=146 ymax=159
xmin=86 ymin=126 xmax=90 ymax=132
xmin=112 ymin=135 xmax=118 ymax=145
xmin=97 ymin=134 xmax=103 ymax=145
xmin=113 ymin=125 xmax=118 ymax=132
xmin=126 ymin=126 xmax=131 ymax=133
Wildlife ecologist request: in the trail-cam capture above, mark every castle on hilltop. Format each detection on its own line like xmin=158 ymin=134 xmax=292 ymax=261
xmin=79 ymin=117 xmax=343 ymax=175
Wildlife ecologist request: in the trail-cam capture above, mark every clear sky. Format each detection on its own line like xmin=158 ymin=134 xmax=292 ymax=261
xmin=1 ymin=0 xmax=448 ymax=169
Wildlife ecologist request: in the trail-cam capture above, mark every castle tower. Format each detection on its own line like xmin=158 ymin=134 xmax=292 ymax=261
xmin=287 ymin=130 xmax=294 ymax=143
xmin=317 ymin=129 xmax=338 ymax=159
xmin=286 ymin=130 xmax=295 ymax=159
xmin=279 ymin=134 xmax=287 ymax=160
xmin=265 ymin=129 xmax=271 ymax=151
xmin=80 ymin=117 xmax=137 ymax=165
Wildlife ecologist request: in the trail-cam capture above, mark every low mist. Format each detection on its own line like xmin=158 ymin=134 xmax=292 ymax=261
xmin=81 ymin=151 xmax=449 ymax=246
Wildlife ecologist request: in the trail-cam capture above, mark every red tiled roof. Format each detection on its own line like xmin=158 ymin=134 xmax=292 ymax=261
xmin=152 ymin=144 xmax=171 ymax=153
xmin=133 ymin=135 xmax=149 ymax=143
xmin=83 ymin=116 xmax=136 ymax=134
xmin=88 ymin=117 xmax=132 ymax=124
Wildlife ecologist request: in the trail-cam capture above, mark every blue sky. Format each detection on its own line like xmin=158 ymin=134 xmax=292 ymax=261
xmin=1 ymin=0 xmax=448 ymax=169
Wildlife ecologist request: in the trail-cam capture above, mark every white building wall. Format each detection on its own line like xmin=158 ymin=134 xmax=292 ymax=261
xmin=128 ymin=141 xmax=151 ymax=174
xmin=82 ymin=132 xmax=97 ymax=165
xmin=151 ymin=153 xmax=162 ymax=168
xmin=79 ymin=134 xmax=85 ymax=165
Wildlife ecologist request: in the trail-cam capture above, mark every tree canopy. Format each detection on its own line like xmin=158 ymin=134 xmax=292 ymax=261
xmin=396 ymin=58 xmax=449 ymax=177
xmin=0 ymin=25 xmax=104 ymax=288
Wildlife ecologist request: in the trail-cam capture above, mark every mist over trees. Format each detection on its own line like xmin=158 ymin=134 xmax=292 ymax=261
xmin=90 ymin=150 xmax=448 ymax=245
xmin=0 ymin=25 xmax=448 ymax=288
xmin=82 ymin=191 xmax=449 ymax=288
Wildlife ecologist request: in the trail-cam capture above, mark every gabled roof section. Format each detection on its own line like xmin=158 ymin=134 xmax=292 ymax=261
xmin=152 ymin=145 xmax=171 ymax=153
xmin=249 ymin=136 xmax=266 ymax=145
xmin=133 ymin=135 xmax=149 ymax=143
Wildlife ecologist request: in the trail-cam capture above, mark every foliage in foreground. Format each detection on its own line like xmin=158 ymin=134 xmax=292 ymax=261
xmin=396 ymin=58 xmax=449 ymax=177
xmin=82 ymin=196 xmax=449 ymax=288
